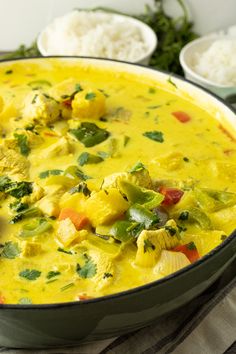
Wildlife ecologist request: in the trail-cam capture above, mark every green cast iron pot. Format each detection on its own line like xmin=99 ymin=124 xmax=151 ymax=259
xmin=0 ymin=57 xmax=235 ymax=348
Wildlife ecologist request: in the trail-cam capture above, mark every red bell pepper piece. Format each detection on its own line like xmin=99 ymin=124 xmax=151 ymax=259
xmin=159 ymin=186 xmax=184 ymax=206
xmin=173 ymin=242 xmax=200 ymax=263
xmin=172 ymin=111 xmax=191 ymax=123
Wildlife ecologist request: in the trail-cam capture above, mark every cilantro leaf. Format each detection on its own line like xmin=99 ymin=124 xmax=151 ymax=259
xmin=143 ymin=131 xmax=164 ymax=143
xmin=5 ymin=181 xmax=33 ymax=198
xmin=46 ymin=271 xmax=61 ymax=279
xmin=143 ymin=239 xmax=156 ymax=253
xmin=14 ymin=133 xmax=30 ymax=156
xmin=76 ymin=256 xmax=97 ymax=279
xmin=0 ymin=242 xmax=21 ymax=259
xmin=85 ymin=92 xmax=96 ymax=100
xmin=39 ymin=169 xmax=63 ymax=179
xmin=19 ymin=269 xmax=41 ymax=281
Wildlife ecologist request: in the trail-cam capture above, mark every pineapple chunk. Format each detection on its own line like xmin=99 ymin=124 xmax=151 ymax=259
xmin=21 ymin=241 xmax=42 ymax=257
xmin=154 ymin=250 xmax=190 ymax=276
xmin=85 ymin=188 xmax=129 ymax=227
xmin=72 ymin=88 xmax=106 ymax=120
xmin=135 ymin=220 xmax=179 ymax=267
xmin=57 ymin=218 xmax=79 ymax=247
xmin=37 ymin=194 xmax=61 ymax=217
xmin=59 ymin=192 xmax=87 ymax=212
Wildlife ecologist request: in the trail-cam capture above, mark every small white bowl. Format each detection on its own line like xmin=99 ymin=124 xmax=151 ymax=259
xmin=179 ymin=35 xmax=236 ymax=101
xmin=37 ymin=12 xmax=157 ymax=66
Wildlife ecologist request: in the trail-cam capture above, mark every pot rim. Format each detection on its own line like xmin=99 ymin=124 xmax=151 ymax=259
xmin=0 ymin=55 xmax=235 ymax=309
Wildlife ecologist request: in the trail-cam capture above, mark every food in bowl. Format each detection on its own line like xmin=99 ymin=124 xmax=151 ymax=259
xmin=37 ymin=11 xmax=157 ymax=65
xmin=0 ymin=58 xmax=235 ymax=305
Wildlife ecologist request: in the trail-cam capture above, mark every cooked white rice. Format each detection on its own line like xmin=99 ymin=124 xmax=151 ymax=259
xmin=43 ymin=11 xmax=148 ymax=62
xmin=193 ymin=38 xmax=236 ymax=86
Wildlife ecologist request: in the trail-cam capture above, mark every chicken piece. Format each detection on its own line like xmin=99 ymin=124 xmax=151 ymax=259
xmin=22 ymin=91 xmax=60 ymax=125
xmin=102 ymin=168 xmax=152 ymax=190
xmin=0 ymin=145 xmax=29 ymax=180
xmin=72 ymin=88 xmax=106 ymax=120
xmin=40 ymin=137 xmax=71 ymax=159
xmin=21 ymin=182 xmax=44 ymax=204
xmin=135 ymin=219 xmax=179 ymax=267
xmin=88 ymin=250 xmax=115 ymax=291
xmin=21 ymin=241 xmax=42 ymax=257
xmin=57 ymin=218 xmax=80 ymax=247
xmin=85 ymin=188 xmax=129 ymax=227
xmin=36 ymin=184 xmax=65 ymax=217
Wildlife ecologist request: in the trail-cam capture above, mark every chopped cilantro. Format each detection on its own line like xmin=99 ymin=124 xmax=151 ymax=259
xmin=46 ymin=271 xmax=61 ymax=279
xmin=165 ymin=225 xmax=177 ymax=236
xmin=69 ymin=122 xmax=110 ymax=148
xmin=143 ymin=130 xmax=164 ymax=143
xmin=78 ymin=152 xmax=104 ymax=166
xmin=61 ymin=283 xmax=75 ymax=292
xmin=186 ymin=241 xmax=197 ymax=250
xmin=147 ymin=105 xmax=162 ymax=109
xmin=0 ymin=241 xmax=21 ymax=259
xmin=178 ymin=211 xmax=189 ymax=221
xmin=75 ymin=83 xmax=83 ymax=92
xmin=183 ymin=157 xmax=190 ymax=162
xmin=5 ymin=69 xmax=13 ymax=75
xmin=9 ymin=207 xmax=41 ymax=224
xmin=144 ymin=239 xmax=156 ymax=253
xmin=14 ymin=133 xmax=30 ymax=156
xmin=57 ymin=247 xmax=73 ymax=255
xmin=76 ymin=255 xmax=97 ymax=279
xmin=5 ymin=181 xmax=33 ymax=198
xmin=167 ymin=77 xmax=177 ymax=88
xmin=19 ymin=269 xmax=41 ymax=281
xmin=124 ymin=135 xmax=130 ymax=146
xmin=103 ymin=272 xmax=113 ymax=279
xmin=129 ymin=162 xmax=145 ymax=173
xmin=39 ymin=169 xmax=63 ymax=179
xmin=0 ymin=176 xmax=12 ymax=192
xmin=31 ymin=94 xmax=38 ymax=104
xmin=85 ymin=92 xmax=96 ymax=100
xmin=69 ymin=182 xmax=91 ymax=196
xmin=9 ymin=200 xmax=29 ymax=213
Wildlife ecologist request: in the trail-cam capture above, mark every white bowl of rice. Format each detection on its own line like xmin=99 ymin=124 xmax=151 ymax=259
xmin=37 ymin=10 xmax=157 ymax=66
xmin=179 ymin=33 xmax=236 ymax=101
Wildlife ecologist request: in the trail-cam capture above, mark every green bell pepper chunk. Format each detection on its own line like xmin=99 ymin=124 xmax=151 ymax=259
xmin=20 ymin=218 xmax=52 ymax=238
xmin=178 ymin=207 xmax=212 ymax=230
xmin=195 ymin=188 xmax=236 ymax=212
xmin=126 ymin=203 xmax=159 ymax=229
xmin=109 ymin=220 xmax=136 ymax=242
xmin=119 ymin=181 xmax=164 ymax=210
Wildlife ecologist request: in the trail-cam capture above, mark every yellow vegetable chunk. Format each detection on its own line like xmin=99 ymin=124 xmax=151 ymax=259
xmin=57 ymin=218 xmax=79 ymax=247
xmin=85 ymin=188 xmax=129 ymax=227
xmin=21 ymin=241 xmax=42 ymax=257
xmin=59 ymin=192 xmax=87 ymax=212
xmin=37 ymin=194 xmax=61 ymax=217
xmin=72 ymin=88 xmax=106 ymax=120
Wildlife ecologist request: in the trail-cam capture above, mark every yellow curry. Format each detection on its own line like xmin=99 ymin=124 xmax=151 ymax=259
xmin=0 ymin=59 xmax=235 ymax=304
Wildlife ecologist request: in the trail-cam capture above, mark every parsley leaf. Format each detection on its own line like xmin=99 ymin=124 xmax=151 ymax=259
xmin=143 ymin=131 xmax=164 ymax=143
xmin=76 ymin=255 xmax=97 ymax=279
xmin=0 ymin=242 xmax=21 ymax=259
xmin=143 ymin=239 xmax=156 ymax=253
xmin=5 ymin=181 xmax=33 ymax=198
xmin=46 ymin=271 xmax=61 ymax=279
xmin=19 ymin=269 xmax=41 ymax=281
xmin=14 ymin=133 xmax=30 ymax=156
xmin=85 ymin=92 xmax=96 ymax=100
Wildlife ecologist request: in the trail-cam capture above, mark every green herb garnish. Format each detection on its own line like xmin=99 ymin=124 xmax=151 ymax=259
xmin=143 ymin=130 xmax=164 ymax=143
xmin=85 ymin=92 xmax=96 ymax=100
xmin=46 ymin=271 xmax=61 ymax=279
xmin=76 ymin=255 xmax=97 ymax=279
xmin=57 ymin=247 xmax=73 ymax=255
xmin=39 ymin=169 xmax=63 ymax=179
xmin=144 ymin=239 xmax=156 ymax=253
xmin=19 ymin=269 xmax=41 ymax=281
xmin=60 ymin=283 xmax=75 ymax=292
xmin=0 ymin=242 xmax=21 ymax=259
xmin=129 ymin=162 xmax=145 ymax=173
xmin=69 ymin=182 xmax=91 ymax=196
xmin=14 ymin=133 xmax=30 ymax=156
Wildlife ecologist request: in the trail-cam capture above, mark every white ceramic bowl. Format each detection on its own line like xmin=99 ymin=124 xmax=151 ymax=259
xmin=37 ymin=12 xmax=157 ymax=66
xmin=179 ymin=35 xmax=236 ymax=101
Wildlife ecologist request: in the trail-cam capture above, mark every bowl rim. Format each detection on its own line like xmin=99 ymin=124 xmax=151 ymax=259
xmin=0 ymin=55 xmax=235 ymax=309
xmin=37 ymin=11 xmax=158 ymax=64
xmin=179 ymin=35 xmax=236 ymax=89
